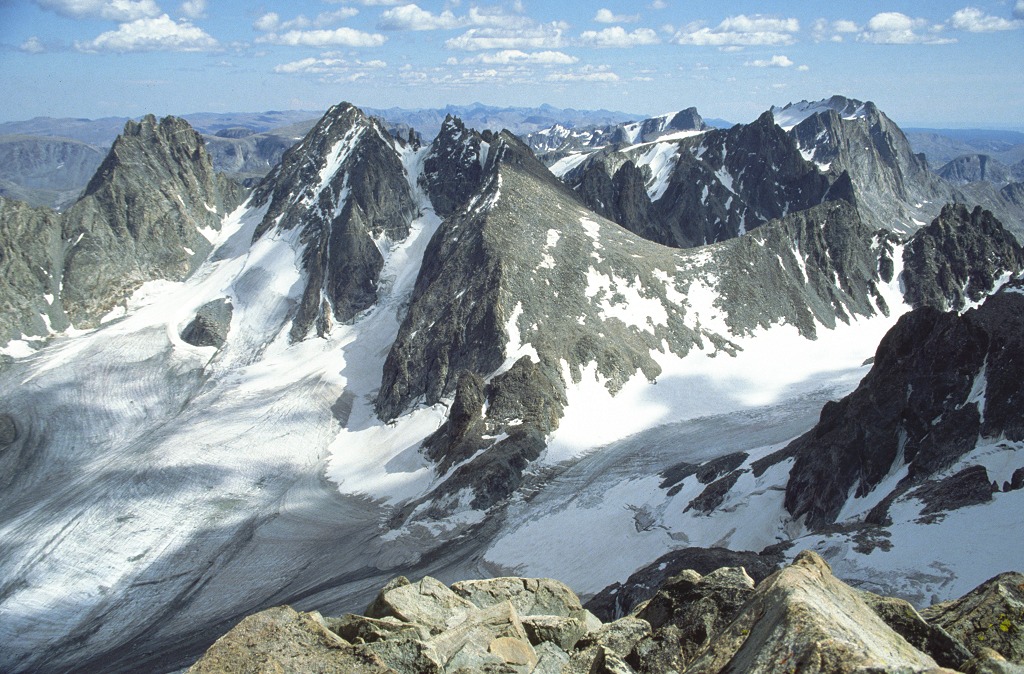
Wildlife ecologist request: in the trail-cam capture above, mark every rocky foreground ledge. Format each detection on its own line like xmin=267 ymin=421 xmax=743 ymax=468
xmin=187 ymin=551 xmax=1023 ymax=674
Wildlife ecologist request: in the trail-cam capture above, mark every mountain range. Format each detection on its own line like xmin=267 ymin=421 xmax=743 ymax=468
xmin=0 ymin=95 xmax=1021 ymax=673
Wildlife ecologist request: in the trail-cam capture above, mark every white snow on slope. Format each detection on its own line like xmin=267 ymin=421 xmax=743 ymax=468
xmin=771 ymin=98 xmax=869 ymax=132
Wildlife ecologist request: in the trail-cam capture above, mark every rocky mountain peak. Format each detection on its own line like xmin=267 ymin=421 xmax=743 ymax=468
xmin=59 ymin=114 xmax=243 ymax=327
xmin=249 ymin=101 xmax=418 ymax=338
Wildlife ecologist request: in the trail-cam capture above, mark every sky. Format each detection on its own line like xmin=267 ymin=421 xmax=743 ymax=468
xmin=1 ymin=0 xmax=1023 ymax=129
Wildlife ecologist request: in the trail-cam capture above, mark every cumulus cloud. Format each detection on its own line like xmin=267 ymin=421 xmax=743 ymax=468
xmin=857 ymin=12 xmax=955 ymax=44
xmin=75 ymin=14 xmax=219 ymax=52
xmin=254 ymin=8 xmax=359 ymax=32
xmin=745 ymin=54 xmax=793 ymax=67
xmin=673 ymin=14 xmax=799 ymax=47
xmin=579 ymin=26 xmax=659 ymax=47
xmin=179 ymin=0 xmax=205 ymax=19
xmin=594 ymin=8 xmax=639 ymax=24
xmin=378 ymin=4 xmax=463 ymax=30
xmin=949 ymin=7 xmax=1022 ymax=32
xmin=812 ymin=18 xmax=860 ymax=42
xmin=444 ymin=24 xmax=566 ymax=51
xmin=452 ymin=49 xmax=578 ymax=64
xmin=259 ymin=27 xmax=387 ymax=47
xmin=35 ymin=0 xmax=160 ymax=21
xmin=649 ymin=0 xmax=667 ymax=8
xmin=20 ymin=36 xmax=46 ymax=53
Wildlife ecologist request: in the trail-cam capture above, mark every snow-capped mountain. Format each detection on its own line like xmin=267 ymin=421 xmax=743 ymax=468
xmin=0 ymin=99 xmax=1022 ymax=673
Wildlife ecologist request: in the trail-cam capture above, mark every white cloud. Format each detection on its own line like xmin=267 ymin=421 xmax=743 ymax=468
xmin=378 ymin=4 xmax=464 ymax=30
xmin=673 ymin=14 xmax=799 ymax=47
xmin=798 ymin=64 xmax=809 ymax=71
xmin=260 ymin=27 xmax=387 ymax=47
xmin=254 ymin=13 xmax=280 ymax=31
xmin=76 ymin=14 xmax=219 ymax=52
xmin=949 ymin=7 xmax=1021 ymax=32
xmin=255 ymin=7 xmax=360 ymax=32
xmin=35 ymin=0 xmax=161 ymax=21
xmin=1016 ymin=1 xmax=1024 ymax=20
xmin=179 ymin=0 xmax=205 ymax=19
xmin=579 ymin=26 xmax=659 ymax=47
xmin=273 ymin=55 xmax=387 ymax=75
xmin=857 ymin=12 xmax=956 ymax=44
xmin=594 ymin=8 xmax=639 ymax=24
xmin=444 ymin=24 xmax=566 ymax=50
xmin=745 ymin=54 xmax=793 ymax=67
xmin=455 ymin=49 xmax=578 ymax=64
xmin=812 ymin=18 xmax=860 ymax=42
xmin=20 ymin=36 xmax=46 ymax=53
xmin=377 ymin=4 xmax=532 ymax=31
xmin=315 ymin=8 xmax=360 ymax=25
xmin=649 ymin=0 xmax=667 ymax=8
xmin=546 ymin=65 xmax=620 ymax=82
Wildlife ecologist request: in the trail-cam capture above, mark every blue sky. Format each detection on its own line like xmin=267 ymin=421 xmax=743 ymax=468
xmin=1 ymin=0 xmax=1022 ymax=128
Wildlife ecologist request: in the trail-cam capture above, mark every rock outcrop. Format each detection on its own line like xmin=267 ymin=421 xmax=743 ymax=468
xmin=782 ymin=269 xmax=1024 ymax=529
xmin=186 ymin=552 xmax=1024 ymax=674
xmin=249 ymin=102 xmax=418 ymax=338
xmin=0 ymin=115 xmax=244 ymax=344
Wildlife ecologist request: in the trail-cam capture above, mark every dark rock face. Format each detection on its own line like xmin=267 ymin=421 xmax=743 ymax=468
xmin=783 ymin=278 xmax=1024 ymax=529
xmin=909 ymin=464 xmax=996 ymax=518
xmin=420 ymin=115 xmax=489 ymax=217
xmin=585 ymin=548 xmax=783 ymax=621
xmin=0 ymin=115 xmax=243 ymax=342
xmin=564 ymin=111 xmax=844 ymax=249
xmin=60 ymin=114 xmax=245 ymax=328
xmin=180 ymin=298 xmax=233 ymax=348
xmin=860 ymin=590 xmax=973 ymax=669
xmin=786 ymin=97 xmax=950 ymax=232
xmin=250 ymin=102 xmax=417 ymax=338
xmin=902 ymin=204 xmax=1024 ymax=311
xmin=0 ymin=197 xmax=66 ymax=344
xmin=0 ymin=413 xmax=16 ymax=447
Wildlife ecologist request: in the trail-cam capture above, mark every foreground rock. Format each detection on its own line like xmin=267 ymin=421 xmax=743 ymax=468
xmin=187 ymin=553 xmax=1024 ymax=673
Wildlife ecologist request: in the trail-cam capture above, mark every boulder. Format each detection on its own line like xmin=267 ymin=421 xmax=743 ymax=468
xmin=683 ymin=550 xmax=940 ymax=674
xmin=630 ymin=566 xmax=755 ymax=671
xmin=429 ymin=600 xmax=536 ymax=673
xmin=185 ymin=605 xmax=394 ymax=674
xmin=521 ymin=614 xmax=588 ymax=651
xmin=859 ymin=589 xmax=973 ymax=669
xmin=365 ymin=575 xmax=476 ymax=635
xmin=451 ymin=576 xmax=584 ymax=618
xmin=180 ymin=298 xmax=233 ymax=348
xmin=577 ymin=616 xmax=651 ymax=659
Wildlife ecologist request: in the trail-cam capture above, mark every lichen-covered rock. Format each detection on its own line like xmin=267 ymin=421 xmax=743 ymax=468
xmin=577 ymin=615 xmax=651 ymax=660
xmin=683 ymin=551 xmax=940 ymax=674
xmin=859 ymin=589 xmax=973 ymax=669
xmin=185 ymin=605 xmax=394 ymax=674
xmin=521 ymin=614 xmax=588 ymax=651
xmin=630 ymin=566 xmax=755 ymax=671
xmin=450 ymin=576 xmax=583 ymax=618
xmin=429 ymin=600 xmax=536 ymax=673
xmin=922 ymin=572 xmax=1024 ymax=664
xmin=365 ymin=575 xmax=476 ymax=635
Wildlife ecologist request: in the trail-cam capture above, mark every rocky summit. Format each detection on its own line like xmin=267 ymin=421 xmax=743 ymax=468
xmin=186 ymin=551 xmax=1024 ymax=674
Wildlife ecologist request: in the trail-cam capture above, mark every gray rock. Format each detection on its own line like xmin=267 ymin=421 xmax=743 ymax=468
xmin=939 ymin=155 xmax=1014 ymax=186
xmin=630 ymin=566 xmax=755 ymax=670
xmin=962 ymin=648 xmax=1024 ymax=674
xmin=326 ymin=612 xmax=431 ymax=644
xmin=922 ymin=571 xmax=1024 ymax=664
xmin=249 ymin=102 xmax=417 ymax=339
xmin=683 ymin=550 xmax=940 ymax=674
xmin=910 ymin=465 xmax=997 ymax=518
xmin=180 ymin=298 xmax=232 ymax=348
xmin=429 ymin=600 xmax=536 ymax=673
xmin=577 ymin=616 xmax=651 ymax=659
xmin=585 ymin=547 xmax=782 ymax=622
xmin=364 ymin=575 xmax=476 ymax=635
xmin=531 ymin=641 xmax=571 ymax=674
xmin=521 ymin=614 xmax=588 ymax=650
xmin=450 ymin=576 xmax=584 ymax=618
xmin=185 ymin=605 xmax=394 ymax=674
xmin=785 ymin=278 xmax=1024 ymax=529
xmin=859 ymin=589 xmax=973 ymax=669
